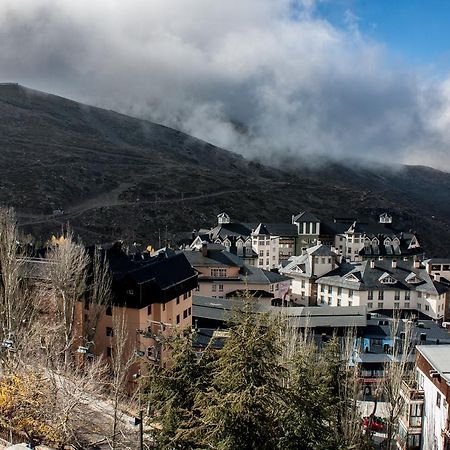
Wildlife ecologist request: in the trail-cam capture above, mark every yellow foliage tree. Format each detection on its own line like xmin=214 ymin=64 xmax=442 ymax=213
xmin=0 ymin=371 xmax=62 ymax=446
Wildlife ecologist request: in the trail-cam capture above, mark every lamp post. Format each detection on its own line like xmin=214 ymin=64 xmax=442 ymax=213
xmin=132 ymin=370 xmax=144 ymax=450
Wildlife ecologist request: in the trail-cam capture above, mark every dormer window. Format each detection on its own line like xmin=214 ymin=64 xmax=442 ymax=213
xmin=392 ymin=237 xmax=400 ymax=246
xmin=405 ymin=272 xmax=422 ymax=284
xmin=379 ymin=272 xmax=397 ymax=284
xmin=372 ymin=238 xmax=379 ymax=246
xmin=384 ymin=238 xmax=391 ymax=246
xmin=344 ymin=273 xmax=359 ymax=282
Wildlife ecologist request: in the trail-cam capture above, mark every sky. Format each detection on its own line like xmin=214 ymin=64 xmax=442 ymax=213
xmin=1 ymin=0 xmax=450 ymax=171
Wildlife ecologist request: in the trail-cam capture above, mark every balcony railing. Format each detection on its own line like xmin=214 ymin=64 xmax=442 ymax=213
xmin=401 ymin=380 xmax=424 ymax=401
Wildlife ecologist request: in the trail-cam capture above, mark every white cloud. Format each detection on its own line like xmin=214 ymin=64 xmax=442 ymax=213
xmin=0 ymin=0 xmax=449 ymax=170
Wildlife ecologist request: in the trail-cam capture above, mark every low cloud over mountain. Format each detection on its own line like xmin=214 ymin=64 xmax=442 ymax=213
xmin=1 ymin=0 xmax=450 ymax=170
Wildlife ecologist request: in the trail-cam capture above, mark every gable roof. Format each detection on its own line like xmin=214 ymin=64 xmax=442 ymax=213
xmin=292 ymin=211 xmax=320 ymax=223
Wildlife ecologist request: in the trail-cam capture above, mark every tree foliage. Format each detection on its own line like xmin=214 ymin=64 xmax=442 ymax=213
xmin=145 ymin=305 xmax=372 ymax=450
xmin=0 ymin=371 xmax=62 ymax=447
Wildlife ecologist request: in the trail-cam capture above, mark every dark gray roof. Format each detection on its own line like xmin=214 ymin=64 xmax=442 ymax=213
xmin=183 ymin=249 xmax=240 ymax=267
xmin=192 ymin=295 xmax=367 ymax=328
xmin=252 ymin=223 xmax=271 ymax=236
xmin=292 ymin=211 xmax=320 ymax=223
xmin=317 ymin=259 xmax=449 ymax=295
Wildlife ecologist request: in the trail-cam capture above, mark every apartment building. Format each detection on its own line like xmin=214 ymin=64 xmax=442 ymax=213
xmin=183 ymin=242 xmax=291 ymax=304
xmin=398 ymin=345 xmax=450 ymax=450
xmin=279 ymin=244 xmax=337 ymax=306
xmin=316 ymin=258 xmax=449 ymax=320
xmin=80 ymin=243 xmax=198 ymax=366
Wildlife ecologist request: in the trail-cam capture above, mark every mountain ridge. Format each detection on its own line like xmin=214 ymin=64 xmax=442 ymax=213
xmin=1 ymin=83 xmax=450 ymax=255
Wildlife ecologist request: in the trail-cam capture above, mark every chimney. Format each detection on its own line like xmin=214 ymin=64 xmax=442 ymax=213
xmin=201 ymin=241 xmax=208 ymax=257
xmin=413 ymin=258 xmax=420 ymax=269
xmin=192 ymin=229 xmax=197 ymax=240
xmin=392 ymin=259 xmax=397 ymax=269
xmin=370 ymin=259 xmax=375 ymax=269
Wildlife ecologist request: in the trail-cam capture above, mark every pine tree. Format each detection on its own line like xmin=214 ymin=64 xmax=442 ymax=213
xmin=277 ymin=340 xmax=333 ymax=450
xmin=194 ymin=305 xmax=284 ymax=450
xmin=146 ymin=328 xmax=215 ymax=449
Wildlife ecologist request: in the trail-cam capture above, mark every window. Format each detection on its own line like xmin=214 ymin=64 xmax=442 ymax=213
xmin=418 ymin=292 xmax=422 ymax=299
xmin=147 ymin=304 xmax=152 ymax=315
xmin=183 ymin=292 xmax=189 ymax=300
xmin=425 ymin=305 xmax=430 ymax=311
xmin=338 ymin=287 xmax=342 ymax=296
xmin=328 ymin=286 xmax=332 ymax=294
xmin=301 ymin=280 xmax=305 ymax=288
xmin=266 ymin=250 xmax=270 ymax=257
xmin=348 ymin=248 xmax=352 ymax=254
xmin=320 ymin=296 xmax=325 ymax=304
xmin=405 ymin=302 xmax=410 ymax=309
xmin=378 ymin=291 xmax=384 ymax=300
xmin=320 ymin=285 xmax=325 ymax=293
xmin=405 ymin=291 xmax=410 ymax=300
xmin=212 ymin=284 xmax=217 ymax=292
xmin=188 ymin=307 xmax=191 ymax=316
xmin=328 ymin=257 xmax=332 ymax=264
xmin=106 ymin=327 xmax=114 ymax=337
xmin=176 ymin=296 xmax=180 ymax=304
xmin=126 ymin=289 xmax=135 ymax=296
xmin=259 ymin=250 xmax=263 ymax=257
xmin=437 ymin=393 xmax=441 ymax=408
xmin=349 ymin=289 xmax=354 ymax=298
xmin=327 ymin=298 xmax=331 ymax=305
xmin=259 ymin=259 xmax=263 ymax=265
xmin=367 ymin=302 xmax=373 ymax=309
xmin=368 ymin=290 xmax=374 ymax=300
xmin=218 ymin=284 xmax=223 ymax=292
xmin=106 ymin=347 xmax=112 ymax=358
xmin=106 ymin=305 xmax=112 ymax=316
xmin=394 ymin=291 xmax=400 ymax=300
xmin=378 ymin=302 xmax=383 ymax=309
xmin=162 ymin=303 xmax=166 ymax=312
xmin=417 ymin=303 xmax=421 ymax=310
xmin=183 ymin=309 xmax=188 ymax=319
xmin=266 ymin=258 xmax=269 ymax=265
xmin=394 ymin=302 xmax=400 ymax=309
xmin=337 ymin=299 xmax=341 ymax=306
xmin=348 ymin=301 xmax=353 ymax=306
xmin=84 ymin=300 xmax=90 ymax=310
xmin=211 ymin=268 xmax=226 ymax=277
xmin=176 ymin=314 xmax=180 ymax=325
xmin=321 ymin=257 xmax=325 ymax=264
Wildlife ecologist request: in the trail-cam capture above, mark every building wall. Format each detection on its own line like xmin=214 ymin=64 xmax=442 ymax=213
xmin=416 ymin=353 xmax=450 ymax=450
xmin=315 ymin=283 xmax=445 ymax=319
xmin=80 ymin=291 xmax=193 ymax=368
xmin=196 ymin=279 xmax=288 ymax=302
xmin=252 ymin=235 xmax=280 ymax=270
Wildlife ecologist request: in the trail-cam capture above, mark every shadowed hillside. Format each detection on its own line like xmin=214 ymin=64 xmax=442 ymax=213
xmin=1 ymin=83 xmax=450 ymax=255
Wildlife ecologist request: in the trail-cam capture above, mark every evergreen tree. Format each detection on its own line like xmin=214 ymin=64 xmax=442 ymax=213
xmin=277 ymin=341 xmax=333 ymax=450
xmin=145 ymin=328 xmax=215 ymax=449
xmin=194 ymin=305 xmax=284 ymax=450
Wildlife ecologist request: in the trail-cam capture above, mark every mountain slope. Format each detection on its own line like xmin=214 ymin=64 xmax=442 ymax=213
xmin=1 ymin=83 xmax=450 ymax=255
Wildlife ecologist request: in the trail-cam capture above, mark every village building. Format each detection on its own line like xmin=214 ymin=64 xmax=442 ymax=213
xmin=82 ymin=243 xmax=197 ymax=366
xmin=316 ymin=258 xmax=449 ymax=321
xmin=279 ymin=244 xmax=338 ymax=306
xmin=398 ymin=345 xmax=450 ymax=450
xmin=182 ymin=242 xmax=291 ymax=304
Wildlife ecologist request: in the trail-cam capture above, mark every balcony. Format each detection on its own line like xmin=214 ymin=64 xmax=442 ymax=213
xmin=400 ymin=380 xmax=424 ymax=402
